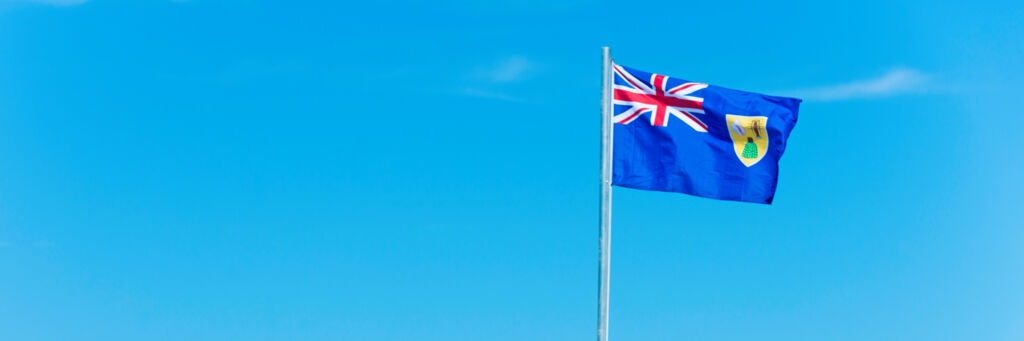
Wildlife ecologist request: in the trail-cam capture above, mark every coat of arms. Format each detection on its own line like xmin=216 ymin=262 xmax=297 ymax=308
xmin=726 ymin=115 xmax=769 ymax=167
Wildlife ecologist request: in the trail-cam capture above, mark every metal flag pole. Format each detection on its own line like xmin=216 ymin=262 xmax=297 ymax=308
xmin=597 ymin=46 xmax=613 ymax=341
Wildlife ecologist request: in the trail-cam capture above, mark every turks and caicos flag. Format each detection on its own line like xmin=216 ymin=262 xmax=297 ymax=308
xmin=611 ymin=63 xmax=801 ymax=204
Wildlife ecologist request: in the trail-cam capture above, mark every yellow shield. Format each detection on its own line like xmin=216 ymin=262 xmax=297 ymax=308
xmin=726 ymin=115 xmax=769 ymax=167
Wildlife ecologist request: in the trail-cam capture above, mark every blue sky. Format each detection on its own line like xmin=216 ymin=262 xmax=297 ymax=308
xmin=1 ymin=0 xmax=1022 ymax=340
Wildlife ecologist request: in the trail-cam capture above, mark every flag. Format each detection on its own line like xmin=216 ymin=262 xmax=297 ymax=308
xmin=611 ymin=63 xmax=800 ymax=204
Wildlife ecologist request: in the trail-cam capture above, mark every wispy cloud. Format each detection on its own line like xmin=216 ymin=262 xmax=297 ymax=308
xmin=786 ymin=68 xmax=929 ymax=101
xmin=457 ymin=87 xmax=523 ymax=102
xmin=457 ymin=55 xmax=537 ymax=102
xmin=476 ymin=56 xmax=534 ymax=83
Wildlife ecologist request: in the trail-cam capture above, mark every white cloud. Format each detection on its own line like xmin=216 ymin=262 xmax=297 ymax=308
xmin=478 ymin=56 xmax=534 ymax=83
xmin=787 ymin=68 xmax=929 ymax=101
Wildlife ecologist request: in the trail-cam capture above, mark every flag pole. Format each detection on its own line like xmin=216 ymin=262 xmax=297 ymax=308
xmin=597 ymin=46 xmax=613 ymax=341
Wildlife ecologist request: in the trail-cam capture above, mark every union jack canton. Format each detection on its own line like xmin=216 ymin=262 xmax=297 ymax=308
xmin=612 ymin=63 xmax=709 ymax=131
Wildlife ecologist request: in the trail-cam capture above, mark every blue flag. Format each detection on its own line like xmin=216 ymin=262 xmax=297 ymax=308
xmin=611 ymin=63 xmax=800 ymax=204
